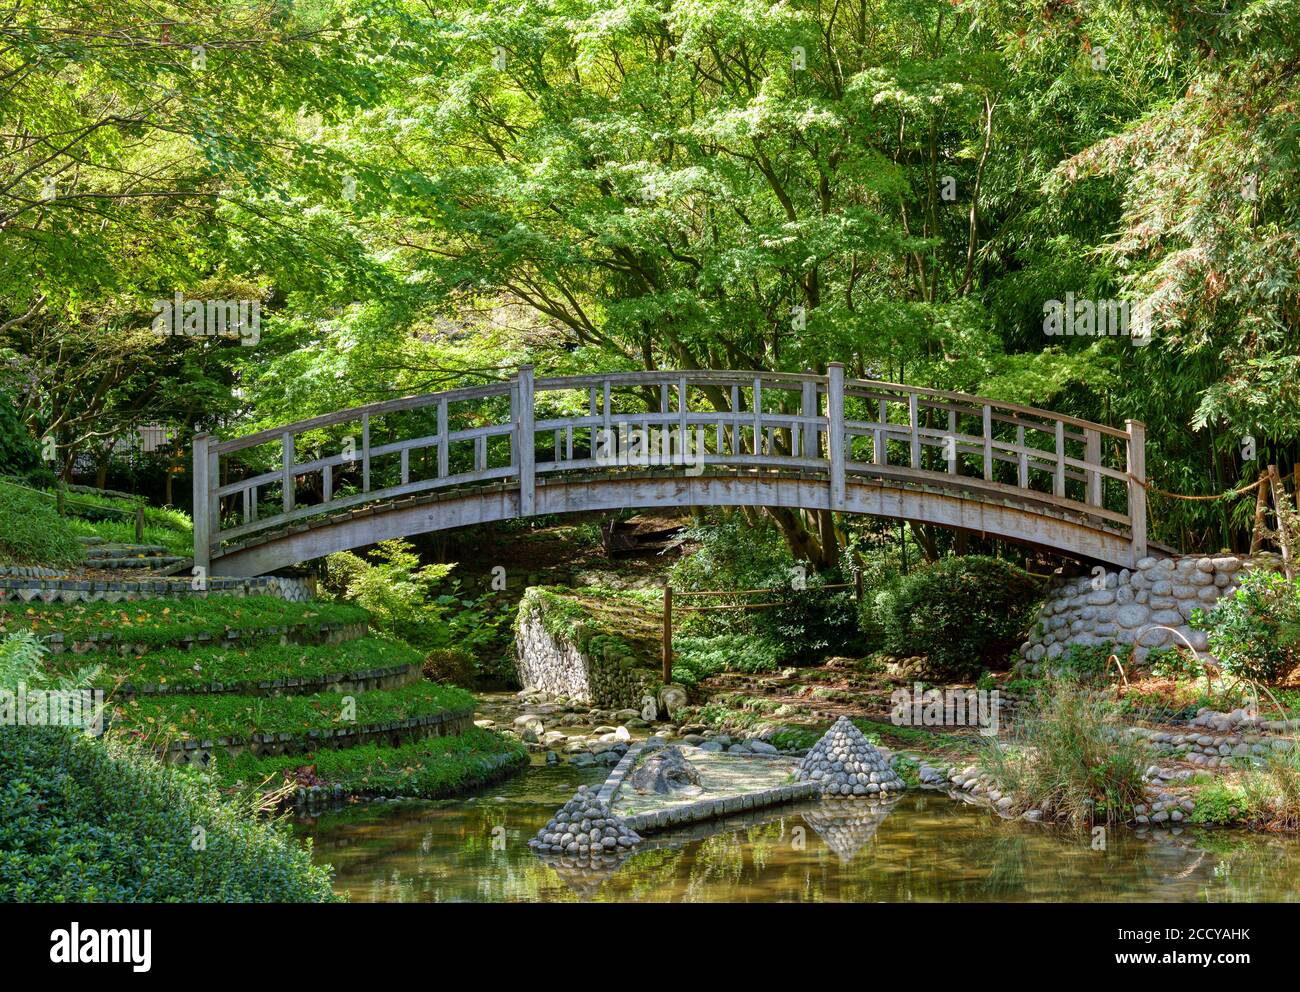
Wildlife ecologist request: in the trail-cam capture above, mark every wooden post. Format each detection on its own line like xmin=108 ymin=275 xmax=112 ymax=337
xmin=1053 ymin=420 xmax=1066 ymax=498
xmin=907 ymin=392 xmax=920 ymax=469
xmin=192 ymin=433 xmax=211 ymax=573
xmin=827 ymin=362 xmax=846 ymax=509
xmin=662 ymin=583 xmax=673 ymax=683
xmin=517 ymin=365 xmax=535 ymax=517
xmin=1268 ymin=464 xmax=1294 ymax=580
xmin=1085 ymin=429 xmax=1102 ymax=506
xmin=801 ymin=375 xmax=817 ymax=459
xmin=281 ymin=432 xmax=295 ymax=513
xmin=1126 ymin=419 xmax=1147 ymax=562
xmin=854 ymin=568 xmax=863 ymax=603
xmin=982 ymin=404 xmax=993 ymax=481
xmin=1250 ymin=469 xmax=1270 ymax=554
xmin=134 ymin=505 xmax=145 ymax=543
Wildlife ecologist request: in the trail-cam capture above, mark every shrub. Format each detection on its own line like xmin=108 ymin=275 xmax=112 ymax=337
xmin=979 ymin=679 xmax=1148 ymax=828
xmin=0 ymin=727 xmax=338 ymax=902
xmin=1189 ymin=780 xmax=1256 ymax=826
xmin=1192 ymin=569 xmax=1300 ymax=683
xmin=0 ymin=483 xmax=83 ymax=566
xmin=671 ymin=514 xmax=862 ymax=663
xmin=324 ymin=540 xmax=453 ymax=649
xmin=423 ymin=646 xmax=475 ymax=687
xmin=671 ymin=633 xmax=783 ymax=688
xmin=861 ymin=555 xmax=1041 ymax=679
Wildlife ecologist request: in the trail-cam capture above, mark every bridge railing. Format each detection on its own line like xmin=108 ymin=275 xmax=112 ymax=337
xmin=192 ymin=365 xmax=1146 ymax=570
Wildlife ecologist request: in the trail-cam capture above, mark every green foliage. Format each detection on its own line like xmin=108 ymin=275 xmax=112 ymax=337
xmin=862 ymin=556 xmax=1042 ymax=679
xmin=44 ymin=637 xmax=422 ymax=693
xmin=324 ymin=540 xmax=454 ymax=650
xmin=0 ymin=392 xmax=37 ymax=475
xmin=1189 ymin=780 xmax=1256 ymax=827
xmin=670 ymin=634 xmax=783 ymax=689
xmin=0 ymin=483 xmax=83 ymax=566
xmin=110 ymin=681 xmax=475 ymax=743
xmin=0 ymin=595 xmax=367 ymax=647
xmin=422 ymin=647 xmax=476 ymax=688
xmin=0 ymin=727 xmax=337 ymax=902
xmin=671 ymin=515 xmax=862 ymax=663
xmin=214 ymin=727 xmax=526 ymax=798
xmin=980 ymin=679 xmax=1147 ymax=829
xmin=1192 ymin=570 xmax=1300 ymax=683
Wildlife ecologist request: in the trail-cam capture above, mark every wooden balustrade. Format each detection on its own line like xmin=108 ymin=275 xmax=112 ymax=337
xmin=192 ymin=368 xmax=1147 ymax=573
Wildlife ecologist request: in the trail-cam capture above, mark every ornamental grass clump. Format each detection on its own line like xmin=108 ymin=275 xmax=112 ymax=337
xmin=979 ymin=679 xmax=1147 ymax=829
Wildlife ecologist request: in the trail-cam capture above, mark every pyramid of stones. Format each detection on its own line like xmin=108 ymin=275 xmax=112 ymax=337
xmin=795 ymin=716 xmax=907 ymax=797
xmin=529 ymin=785 xmax=643 ymax=857
xmin=802 ymin=803 xmax=892 ymax=863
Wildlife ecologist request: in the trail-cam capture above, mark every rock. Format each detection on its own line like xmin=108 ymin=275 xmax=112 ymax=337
xmin=794 ymin=716 xmax=907 ymax=797
xmin=627 ymin=745 xmax=702 ymax=795
xmin=528 ymin=785 xmax=642 ymax=855
xmin=657 ymin=684 xmax=689 ymax=719
xmin=640 ymin=695 xmax=658 ymax=722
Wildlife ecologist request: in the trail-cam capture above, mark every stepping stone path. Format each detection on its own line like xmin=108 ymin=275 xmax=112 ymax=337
xmin=529 ymin=785 xmax=643 ymax=856
xmin=796 ymin=716 xmax=907 ymax=797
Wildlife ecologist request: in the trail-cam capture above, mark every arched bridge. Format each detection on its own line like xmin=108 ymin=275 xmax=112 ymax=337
xmin=193 ymin=366 xmax=1155 ymax=576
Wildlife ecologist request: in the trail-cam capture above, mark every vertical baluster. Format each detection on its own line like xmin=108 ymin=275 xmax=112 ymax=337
xmin=982 ymin=405 xmax=993 ymax=481
xmin=947 ymin=409 xmax=958 ymax=474
xmin=1126 ymin=420 xmax=1148 ymax=561
xmin=400 ymin=448 xmax=409 ymax=485
xmin=282 ymin=432 xmax=295 ymax=513
xmin=362 ymin=412 xmax=371 ymax=493
xmin=437 ymin=399 xmax=448 ymax=479
xmin=874 ymin=398 xmax=886 ymax=466
xmin=1054 ymin=420 xmax=1066 ymax=497
xmin=908 ymin=394 xmax=920 ymax=469
xmin=1017 ymin=425 xmax=1028 ymax=488
xmin=1086 ymin=428 xmax=1102 ymax=506
xmin=678 ymin=376 xmax=688 ymax=465
xmin=753 ymin=377 xmax=763 ymax=455
xmin=193 ymin=434 xmax=211 ymax=572
xmin=323 ymin=463 xmax=332 ymax=503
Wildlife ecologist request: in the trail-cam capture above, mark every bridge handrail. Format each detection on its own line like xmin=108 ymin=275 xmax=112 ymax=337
xmin=192 ymin=365 xmax=1146 ymax=573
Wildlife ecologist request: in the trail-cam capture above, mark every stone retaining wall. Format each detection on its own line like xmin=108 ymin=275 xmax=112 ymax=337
xmin=158 ymin=708 xmax=475 ymax=766
xmin=0 ymin=572 xmax=314 ymax=605
xmin=515 ymin=608 xmax=658 ymax=709
xmin=1016 ymin=553 xmax=1280 ymax=676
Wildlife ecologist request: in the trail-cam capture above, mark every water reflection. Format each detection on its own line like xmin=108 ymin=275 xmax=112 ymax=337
xmin=297 ymin=767 xmax=1300 ymax=903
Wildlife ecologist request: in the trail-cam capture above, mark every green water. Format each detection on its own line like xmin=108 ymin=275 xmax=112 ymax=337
xmin=297 ymin=764 xmax=1300 ymax=903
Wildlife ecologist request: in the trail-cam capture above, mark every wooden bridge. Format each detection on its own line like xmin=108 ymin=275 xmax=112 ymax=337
xmin=193 ymin=365 xmax=1154 ymax=577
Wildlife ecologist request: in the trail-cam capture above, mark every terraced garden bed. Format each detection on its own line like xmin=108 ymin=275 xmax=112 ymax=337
xmin=52 ymin=637 xmax=423 ymax=697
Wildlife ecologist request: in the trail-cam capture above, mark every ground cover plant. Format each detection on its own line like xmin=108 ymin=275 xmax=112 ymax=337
xmin=0 ymin=726 xmax=338 ymax=902
xmin=214 ymin=726 xmax=526 ymax=798
xmin=110 ymin=680 xmax=476 ymax=742
xmin=45 ymin=637 xmax=423 ymax=691
xmin=0 ymin=595 xmax=368 ymax=645
xmin=0 ymin=482 xmax=83 ymax=566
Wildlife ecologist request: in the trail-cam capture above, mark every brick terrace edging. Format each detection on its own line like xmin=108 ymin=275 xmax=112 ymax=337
xmin=156 ymin=708 xmax=476 ymax=766
xmin=0 ymin=574 xmax=313 ymax=605
xmin=114 ymin=662 xmax=420 ymax=699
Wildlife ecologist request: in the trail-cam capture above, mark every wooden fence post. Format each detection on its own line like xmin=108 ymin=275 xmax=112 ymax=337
xmin=517 ymin=365 xmax=535 ymax=517
xmin=134 ymin=505 xmax=145 ymax=543
xmin=192 ymin=433 xmax=211 ymax=573
xmin=1125 ymin=419 xmax=1147 ymax=562
xmin=1268 ymin=464 xmax=1295 ymax=580
xmin=662 ymin=583 xmax=673 ymax=683
xmin=827 ymin=362 xmax=845 ymax=510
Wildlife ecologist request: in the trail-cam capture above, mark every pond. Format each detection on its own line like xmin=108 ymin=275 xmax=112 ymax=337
xmin=296 ymin=762 xmax=1300 ymax=903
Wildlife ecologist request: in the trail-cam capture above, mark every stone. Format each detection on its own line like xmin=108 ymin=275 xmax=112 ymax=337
xmin=657 ymin=683 xmax=689 ymax=719
xmin=628 ymin=746 xmax=702 ymax=795
xmin=640 ymin=695 xmax=658 ymax=722
xmin=794 ymin=716 xmax=906 ymax=798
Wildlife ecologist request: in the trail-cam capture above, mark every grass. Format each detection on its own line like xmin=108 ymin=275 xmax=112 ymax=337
xmin=0 ymin=483 xmax=84 ymax=566
xmin=979 ymin=679 xmax=1148 ymax=828
xmin=0 ymin=595 xmax=368 ymax=646
xmin=109 ymin=680 xmax=477 ymax=742
xmin=66 ymin=515 xmax=192 ymax=556
xmin=0 ymin=726 xmax=337 ymax=902
xmin=46 ymin=636 xmax=423 ymax=691
xmin=213 ymin=726 xmax=527 ymax=796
